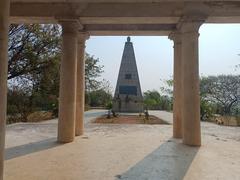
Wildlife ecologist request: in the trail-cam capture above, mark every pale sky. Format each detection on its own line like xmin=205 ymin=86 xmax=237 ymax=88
xmin=86 ymin=24 xmax=240 ymax=93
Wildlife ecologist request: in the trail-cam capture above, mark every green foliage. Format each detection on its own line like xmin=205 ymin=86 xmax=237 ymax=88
xmin=86 ymin=79 xmax=113 ymax=108
xmin=85 ymin=53 xmax=104 ymax=91
xmin=106 ymin=102 xmax=113 ymax=110
xmin=8 ymin=24 xmax=61 ymax=80
xmin=7 ymin=24 xmax=107 ymax=123
xmin=143 ymin=90 xmax=172 ymax=111
xmin=159 ymin=95 xmax=172 ymax=111
xmin=144 ymin=98 xmax=158 ymax=109
xmin=143 ymin=90 xmax=161 ymax=110
xmin=200 ymin=99 xmax=215 ymax=121
xmin=160 ymin=79 xmax=173 ymax=97
xmin=7 ymin=24 xmax=61 ymax=122
xmin=7 ymin=86 xmax=33 ymax=123
xmin=87 ymin=88 xmax=112 ymax=108
xmin=146 ymin=75 xmax=240 ymax=121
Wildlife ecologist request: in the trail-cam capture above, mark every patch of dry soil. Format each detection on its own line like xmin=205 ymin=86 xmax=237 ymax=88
xmin=94 ymin=115 xmax=169 ymax=125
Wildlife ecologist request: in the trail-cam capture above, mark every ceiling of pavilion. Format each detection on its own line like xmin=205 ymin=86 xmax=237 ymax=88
xmin=9 ymin=1 xmax=240 ymax=35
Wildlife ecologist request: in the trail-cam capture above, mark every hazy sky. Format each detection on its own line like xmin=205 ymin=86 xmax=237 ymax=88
xmin=86 ymin=24 xmax=240 ymax=93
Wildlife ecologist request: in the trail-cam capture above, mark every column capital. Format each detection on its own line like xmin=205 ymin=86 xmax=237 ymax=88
xmin=177 ymin=15 xmax=207 ymax=34
xmin=58 ymin=18 xmax=83 ymax=34
xmin=77 ymin=31 xmax=89 ymax=48
xmin=78 ymin=31 xmax=90 ymax=42
xmin=168 ymin=31 xmax=181 ymax=44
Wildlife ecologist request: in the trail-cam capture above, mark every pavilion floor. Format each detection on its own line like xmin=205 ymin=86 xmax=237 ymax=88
xmin=4 ymin=110 xmax=240 ymax=180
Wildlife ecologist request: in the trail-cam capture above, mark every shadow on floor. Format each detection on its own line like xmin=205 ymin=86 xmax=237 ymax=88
xmin=115 ymin=139 xmax=199 ymax=180
xmin=5 ymin=137 xmax=59 ymax=160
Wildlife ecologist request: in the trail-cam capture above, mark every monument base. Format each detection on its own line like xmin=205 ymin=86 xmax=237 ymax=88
xmin=112 ymin=101 xmax=144 ymax=113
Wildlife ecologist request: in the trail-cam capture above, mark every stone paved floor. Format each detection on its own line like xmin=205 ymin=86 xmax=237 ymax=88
xmin=4 ymin=110 xmax=240 ymax=180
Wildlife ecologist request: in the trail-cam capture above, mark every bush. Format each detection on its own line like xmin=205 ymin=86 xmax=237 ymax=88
xmin=200 ymin=99 xmax=215 ymax=121
xmin=143 ymin=90 xmax=173 ymax=111
xmin=106 ymin=101 xmax=113 ymax=110
xmin=87 ymin=89 xmax=112 ymax=108
xmin=27 ymin=111 xmax=53 ymax=122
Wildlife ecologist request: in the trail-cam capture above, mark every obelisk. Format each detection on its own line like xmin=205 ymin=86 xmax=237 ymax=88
xmin=113 ymin=37 xmax=143 ymax=112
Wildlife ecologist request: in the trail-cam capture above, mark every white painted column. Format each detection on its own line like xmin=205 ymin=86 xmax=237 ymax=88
xmin=169 ymin=32 xmax=183 ymax=139
xmin=58 ymin=20 xmax=78 ymax=143
xmin=0 ymin=0 xmax=10 ymax=179
xmin=75 ymin=32 xmax=88 ymax=136
xmin=180 ymin=18 xmax=203 ymax=146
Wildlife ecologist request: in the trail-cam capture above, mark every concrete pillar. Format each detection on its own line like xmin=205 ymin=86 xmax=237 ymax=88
xmin=58 ymin=20 xmax=78 ymax=143
xmin=180 ymin=18 xmax=203 ymax=146
xmin=0 ymin=0 xmax=10 ymax=179
xmin=75 ymin=32 xmax=89 ymax=136
xmin=169 ymin=32 xmax=182 ymax=139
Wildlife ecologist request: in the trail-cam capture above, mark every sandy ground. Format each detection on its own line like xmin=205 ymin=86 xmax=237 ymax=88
xmin=4 ymin=110 xmax=240 ymax=180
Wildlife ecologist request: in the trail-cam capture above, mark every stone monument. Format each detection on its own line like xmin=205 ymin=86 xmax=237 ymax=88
xmin=113 ymin=37 xmax=144 ymax=112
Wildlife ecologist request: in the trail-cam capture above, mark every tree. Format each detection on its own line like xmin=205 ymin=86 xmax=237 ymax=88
xmin=143 ymin=90 xmax=161 ymax=110
xmin=143 ymin=78 xmax=174 ymax=111
xmin=7 ymin=24 xmax=106 ymax=122
xmin=84 ymin=53 xmax=105 ymax=105
xmin=8 ymin=24 xmax=61 ymax=81
xmin=159 ymin=79 xmax=173 ymax=110
xmin=200 ymin=75 xmax=240 ymax=115
xmin=88 ymin=89 xmax=112 ymax=107
xmin=85 ymin=53 xmax=104 ymax=91
xmin=200 ymin=98 xmax=215 ymax=121
xmin=160 ymin=79 xmax=173 ymax=97
xmin=7 ymin=24 xmax=61 ymax=122
xmin=143 ymin=90 xmax=172 ymax=111
xmin=7 ymin=83 xmax=33 ymax=123
xmin=87 ymin=80 xmax=113 ymax=108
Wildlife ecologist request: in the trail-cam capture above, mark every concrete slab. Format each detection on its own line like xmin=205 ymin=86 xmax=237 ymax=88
xmin=4 ymin=110 xmax=240 ymax=180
